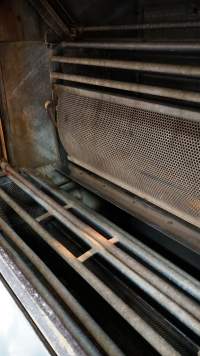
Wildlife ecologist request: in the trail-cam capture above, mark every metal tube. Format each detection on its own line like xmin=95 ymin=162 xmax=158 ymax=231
xmin=3 ymin=165 xmax=200 ymax=337
xmin=61 ymin=41 xmax=200 ymax=52
xmin=0 ymin=217 xmax=122 ymax=356
xmin=21 ymin=174 xmax=200 ymax=323
xmin=27 ymin=172 xmax=200 ymax=302
xmin=77 ymin=21 xmax=200 ymax=32
xmin=65 ymin=161 xmax=200 ymax=257
xmin=51 ymin=72 xmax=200 ymax=104
xmin=51 ymin=56 xmax=200 ymax=77
xmin=0 ymin=231 xmax=97 ymax=356
xmin=0 ymin=184 xmax=175 ymax=355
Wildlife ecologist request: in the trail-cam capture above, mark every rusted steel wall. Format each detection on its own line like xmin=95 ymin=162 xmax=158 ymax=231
xmin=0 ymin=0 xmax=46 ymax=42
xmin=0 ymin=0 xmax=59 ymax=167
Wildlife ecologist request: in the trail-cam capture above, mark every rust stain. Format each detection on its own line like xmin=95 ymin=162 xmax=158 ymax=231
xmin=0 ymin=1 xmax=22 ymax=41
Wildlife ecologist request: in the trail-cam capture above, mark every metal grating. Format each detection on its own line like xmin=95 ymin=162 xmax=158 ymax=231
xmin=1 ymin=166 xmax=200 ymax=355
xmin=57 ymin=91 xmax=200 ymax=228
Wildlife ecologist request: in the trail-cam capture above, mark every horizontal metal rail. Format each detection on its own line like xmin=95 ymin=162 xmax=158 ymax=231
xmin=28 ymin=171 xmax=200 ymax=302
xmin=51 ymin=72 xmax=200 ymax=104
xmin=2 ymin=163 xmax=200 ymax=338
xmin=77 ymin=21 xmax=200 ymax=32
xmin=0 ymin=217 xmax=122 ymax=356
xmin=0 ymin=236 xmax=87 ymax=356
xmin=51 ymin=56 xmax=200 ymax=77
xmin=54 ymin=84 xmax=200 ymax=123
xmin=61 ymin=41 xmax=200 ymax=52
xmin=23 ymin=171 xmax=200 ymax=321
xmin=0 ymin=170 xmax=177 ymax=355
xmin=64 ymin=161 xmax=200 ymax=258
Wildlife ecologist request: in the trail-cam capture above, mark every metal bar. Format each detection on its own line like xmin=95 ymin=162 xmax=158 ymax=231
xmin=0 ymin=218 xmax=123 ymax=356
xmin=69 ymin=156 xmax=200 ymax=230
xmin=0 ymin=64 xmax=11 ymax=161
xmin=36 ymin=204 xmax=70 ymax=222
xmin=77 ymin=21 xmax=200 ymax=32
xmin=28 ymin=0 xmax=70 ymax=37
xmin=78 ymin=249 xmax=96 ymax=262
xmin=53 ymin=0 xmax=75 ymax=25
xmin=0 ymin=182 xmax=175 ymax=355
xmin=61 ymin=41 xmax=200 ymax=52
xmin=51 ymin=72 xmax=200 ymax=104
xmin=109 ymin=237 xmax=119 ymax=244
xmin=2 ymin=165 xmax=200 ymax=336
xmin=36 ymin=211 xmax=52 ymax=222
xmin=0 ymin=238 xmax=86 ymax=356
xmin=27 ymin=171 xmax=200 ymax=302
xmin=0 ymin=118 xmax=8 ymax=161
xmin=0 ymin=225 xmax=102 ymax=356
xmin=54 ymin=84 xmax=200 ymax=123
xmin=63 ymin=161 xmax=200 ymax=263
xmin=51 ymin=56 xmax=200 ymax=77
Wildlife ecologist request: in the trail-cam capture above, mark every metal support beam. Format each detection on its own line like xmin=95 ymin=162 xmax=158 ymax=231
xmin=36 ymin=204 xmax=71 ymax=222
xmin=29 ymin=171 xmax=200 ymax=302
xmin=0 ymin=227 xmax=101 ymax=356
xmin=0 ymin=163 xmax=188 ymax=355
xmin=28 ymin=0 xmax=71 ymax=37
xmin=1 ymin=163 xmax=200 ymax=338
xmin=51 ymin=72 xmax=200 ymax=104
xmin=0 ymin=237 xmax=86 ymax=356
xmin=77 ymin=21 xmax=200 ymax=32
xmin=19 ymin=171 xmax=200 ymax=326
xmin=51 ymin=56 xmax=200 ymax=77
xmin=54 ymin=84 xmax=200 ymax=122
xmin=61 ymin=41 xmax=200 ymax=52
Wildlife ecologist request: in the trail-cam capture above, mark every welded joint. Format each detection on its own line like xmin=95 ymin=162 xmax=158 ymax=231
xmin=36 ymin=204 xmax=72 ymax=222
xmin=109 ymin=237 xmax=119 ymax=244
xmin=77 ymin=249 xmax=96 ymax=262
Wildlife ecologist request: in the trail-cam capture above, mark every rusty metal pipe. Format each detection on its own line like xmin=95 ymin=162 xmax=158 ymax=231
xmin=0 ymin=217 xmax=122 ymax=356
xmin=29 ymin=172 xmax=200 ymax=300
xmin=0 ymin=226 xmax=100 ymax=356
xmin=51 ymin=56 xmax=200 ymax=77
xmin=0 ymin=179 xmax=175 ymax=355
xmin=27 ymin=172 xmax=200 ymax=303
xmin=61 ymin=41 xmax=200 ymax=52
xmin=2 ymin=164 xmax=200 ymax=337
xmin=51 ymin=72 xmax=200 ymax=104
xmin=78 ymin=21 xmax=200 ymax=32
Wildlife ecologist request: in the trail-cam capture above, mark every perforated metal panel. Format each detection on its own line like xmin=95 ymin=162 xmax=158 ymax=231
xmin=57 ymin=90 xmax=200 ymax=228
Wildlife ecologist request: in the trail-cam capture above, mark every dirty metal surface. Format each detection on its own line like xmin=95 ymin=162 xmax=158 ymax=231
xmin=0 ymin=244 xmax=85 ymax=356
xmin=57 ymin=90 xmax=200 ymax=229
xmin=0 ymin=42 xmax=59 ymax=168
xmin=0 ymin=0 xmax=47 ymax=42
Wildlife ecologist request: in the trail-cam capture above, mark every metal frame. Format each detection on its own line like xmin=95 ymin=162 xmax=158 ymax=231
xmin=61 ymin=41 xmax=200 ymax=51
xmin=26 ymin=171 xmax=200 ymax=301
xmin=77 ymin=21 xmax=200 ymax=32
xmin=63 ymin=162 xmax=200 ymax=267
xmin=54 ymin=84 xmax=200 ymax=122
xmin=51 ymin=56 xmax=200 ymax=77
xmin=0 ymin=218 xmax=118 ymax=356
xmin=0 ymin=240 xmax=85 ymax=356
xmin=0 ymin=162 xmax=200 ymax=355
xmin=27 ymin=0 xmax=71 ymax=38
xmin=51 ymin=72 xmax=200 ymax=106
